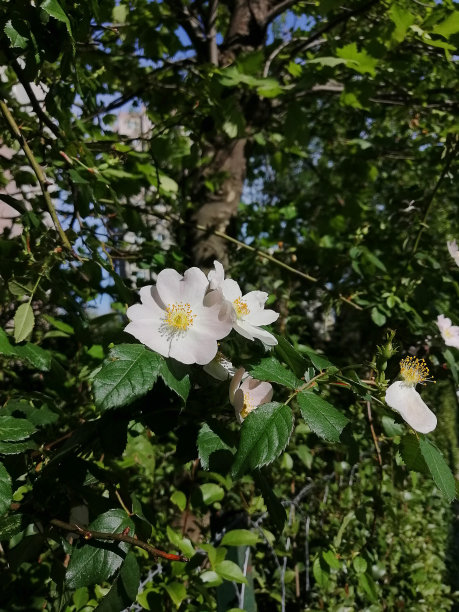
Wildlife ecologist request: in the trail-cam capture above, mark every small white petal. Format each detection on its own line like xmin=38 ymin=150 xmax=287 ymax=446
xmin=208 ymin=260 xmax=225 ymax=290
xmin=235 ymin=320 xmax=278 ymax=346
xmin=229 ymin=367 xmax=245 ymax=404
xmin=385 ymin=381 xmax=437 ymax=434
xmin=124 ymin=320 xmax=171 ymax=358
xmin=243 ymin=291 xmax=269 ymax=313
xmin=221 ymin=279 xmax=242 ymax=302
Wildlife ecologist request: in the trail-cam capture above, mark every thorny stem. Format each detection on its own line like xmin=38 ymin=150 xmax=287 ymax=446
xmin=0 ymin=100 xmax=74 ymax=254
xmin=50 ymin=519 xmax=189 ymax=562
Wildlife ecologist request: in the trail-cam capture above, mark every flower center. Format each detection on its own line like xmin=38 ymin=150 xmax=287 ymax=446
xmin=399 ymin=356 xmax=433 ymax=386
xmin=240 ymin=391 xmax=255 ymax=419
xmin=164 ymin=302 xmax=196 ymax=332
xmin=233 ymin=297 xmax=250 ymax=319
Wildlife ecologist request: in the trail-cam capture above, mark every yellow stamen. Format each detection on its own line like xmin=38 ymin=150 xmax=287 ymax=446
xmin=240 ymin=391 xmax=255 ymax=419
xmin=164 ymin=302 xmax=196 ymax=331
xmin=399 ymin=356 xmax=434 ymax=386
xmin=233 ymin=297 xmax=250 ymax=318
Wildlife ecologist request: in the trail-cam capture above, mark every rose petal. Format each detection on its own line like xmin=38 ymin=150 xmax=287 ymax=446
xmin=229 ymin=367 xmax=245 ymax=404
xmin=385 ymin=381 xmax=437 ymax=434
xmin=124 ymin=320 xmax=171 ymax=358
xmin=208 ymin=260 xmax=225 ymax=290
xmin=243 ymin=291 xmax=268 ymax=313
xmin=234 ymin=320 xmax=277 ymax=346
xmin=221 ymin=279 xmax=242 ymax=302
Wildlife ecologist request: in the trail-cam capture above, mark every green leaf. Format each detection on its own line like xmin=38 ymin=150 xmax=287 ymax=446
xmin=41 ymin=0 xmax=73 ymax=37
xmin=0 ymin=514 xmax=26 ymax=539
xmin=232 ymin=402 xmax=293 ymax=478
xmin=249 ymin=357 xmax=301 ymax=389
xmin=432 ymin=11 xmax=459 ymax=39
xmin=400 ymin=434 xmax=427 ymax=472
xmin=170 ymin=490 xmax=187 ymax=512
xmin=43 ymin=314 xmax=74 ymax=334
xmin=197 ymin=422 xmax=234 ymax=471
xmin=323 ymin=550 xmax=341 ymax=570
xmin=0 ymin=416 xmax=36 ymax=442
xmin=221 ymin=529 xmax=259 ymax=547
xmin=4 ymin=21 xmax=28 ymax=49
xmin=165 ymin=581 xmax=187 ymax=607
xmin=0 ymin=463 xmax=12 ymax=515
xmin=166 ymin=526 xmax=195 ymax=559
xmin=313 ymin=557 xmax=329 ymax=588
xmin=419 ymin=438 xmax=456 ymax=502
xmin=297 ymin=392 xmax=349 ymax=442
xmin=0 ymin=440 xmax=37 ymax=455
xmin=308 ymin=57 xmax=356 ymax=67
xmin=336 ymin=43 xmax=378 ymax=76
xmin=353 ymin=556 xmax=368 ymax=574
xmin=0 ymin=329 xmax=51 ymax=370
xmin=14 ymin=303 xmax=35 ymax=343
xmin=200 ymin=483 xmax=225 ymax=505
xmin=254 ymin=471 xmax=286 ymax=531
xmin=214 ymin=560 xmax=248 ymax=584
xmin=389 ymin=5 xmax=414 ymax=43
xmin=159 ymin=360 xmax=190 ymax=401
xmin=93 ymin=344 xmax=162 ymax=411
xmin=371 ymin=307 xmax=386 ymax=327
xmin=66 ymin=509 xmax=135 ymax=588
xmin=94 ymin=551 xmax=140 ymax=612
xmin=302 ymin=348 xmax=334 ymax=371
xmin=274 ymin=335 xmax=308 ymax=378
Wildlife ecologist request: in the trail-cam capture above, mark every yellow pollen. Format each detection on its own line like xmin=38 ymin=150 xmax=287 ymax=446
xmin=164 ymin=302 xmax=196 ymax=331
xmin=233 ymin=297 xmax=250 ymax=318
xmin=240 ymin=392 xmax=255 ymax=419
xmin=399 ymin=356 xmax=434 ymax=386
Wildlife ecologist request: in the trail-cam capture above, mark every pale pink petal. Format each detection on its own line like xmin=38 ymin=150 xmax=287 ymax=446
xmin=194 ymin=304 xmax=233 ymax=340
xmin=155 ymin=268 xmax=185 ymax=305
xmin=221 ymin=279 xmax=242 ymax=302
xmin=124 ymin=320 xmax=171 ymax=358
xmin=437 ymin=314 xmax=451 ymax=334
xmin=208 ymin=261 xmax=225 ymax=290
xmin=241 ymin=378 xmax=273 ymax=405
xmin=169 ymin=329 xmax=218 ymax=365
xmin=203 ymin=353 xmax=235 ymax=380
xmin=243 ymin=291 xmax=269 ymax=313
xmin=181 ymin=267 xmax=209 ymax=303
xmin=233 ymin=389 xmax=245 ymax=422
xmin=245 ymin=308 xmax=279 ymax=326
xmin=229 ymin=367 xmax=245 ymax=404
xmin=234 ymin=320 xmax=277 ymax=346
xmin=447 ymin=240 xmax=458 ymax=259
xmin=385 ymin=381 xmax=436 ymax=434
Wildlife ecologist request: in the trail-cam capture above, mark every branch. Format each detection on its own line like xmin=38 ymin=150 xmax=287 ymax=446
xmin=267 ymin=0 xmax=315 ymax=22
xmin=7 ymin=53 xmax=62 ymax=139
xmin=292 ymin=0 xmax=382 ymax=54
xmin=411 ymin=137 xmax=458 ymax=255
xmin=0 ymin=100 xmax=73 ymax=253
xmin=208 ymin=0 xmax=219 ymax=65
xmin=50 ymin=519 xmax=189 ymax=562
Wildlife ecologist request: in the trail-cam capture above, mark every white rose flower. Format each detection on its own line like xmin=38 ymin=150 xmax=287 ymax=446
xmin=437 ymin=314 xmax=459 ymax=349
xmin=385 ymin=356 xmax=436 ymax=434
xmin=447 ymin=240 xmax=459 ymax=267
xmin=207 ymin=260 xmax=279 ymax=346
xmin=229 ymin=367 xmax=273 ymax=423
xmin=125 ymin=267 xmax=233 ymax=365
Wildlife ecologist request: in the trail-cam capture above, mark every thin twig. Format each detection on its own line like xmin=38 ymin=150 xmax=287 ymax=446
xmin=0 ymin=100 xmax=73 ymax=253
xmin=411 ymin=138 xmax=458 ymax=255
xmin=50 ymin=519 xmax=189 ymax=562
xmin=366 ymin=401 xmax=382 ymax=468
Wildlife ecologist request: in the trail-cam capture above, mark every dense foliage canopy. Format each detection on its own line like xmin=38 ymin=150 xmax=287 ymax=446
xmin=0 ymin=0 xmax=459 ymax=610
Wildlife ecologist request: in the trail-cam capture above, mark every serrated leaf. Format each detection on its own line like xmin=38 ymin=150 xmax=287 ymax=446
xmin=170 ymin=490 xmax=187 ymax=512
xmin=94 ymin=551 xmax=140 ymax=612
xmin=4 ymin=20 xmax=28 ymax=49
xmin=0 ymin=440 xmax=37 ymax=455
xmin=0 ymin=463 xmax=12 ymax=515
xmin=323 ymin=550 xmax=341 ymax=569
xmin=221 ymin=529 xmax=259 ymax=547
xmin=419 ymin=438 xmax=456 ymax=502
xmin=0 ymin=329 xmax=51 ymax=370
xmin=400 ymin=434 xmax=427 ymax=472
xmin=41 ymin=0 xmax=73 ymax=37
xmin=432 ymin=11 xmax=459 ymax=39
xmin=214 ymin=560 xmax=248 ymax=584
xmin=66 ymin=509 xmax=135 ymax=588
xmin=302 ymin=348 xmax=334 ymax=371
xmin=14 ymin=303 xmax=35 ymax=343
xmin=197 ymin=422 xmax=234 ymax=470
xmin=93 ymin=344 xmax=162 ymax=411
xmin=274 ymin=335 xmax=309 ymax=378
xmin=249 ymin=357 xmax=301 ymax=389
xmin=0 ymin=416 xmax=36 ymax=442
xmin=232 ymin=402 xmax=293 ymax=478
xmin=166 ymin=526 xmax=195 ymax=559
xmin=0 ymin=514 xmax=26 ymax=539
xmin=159 ymin=360 xmax=190 ymax=401
xmin=297 ymin=392 xmax=349 ymax=442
